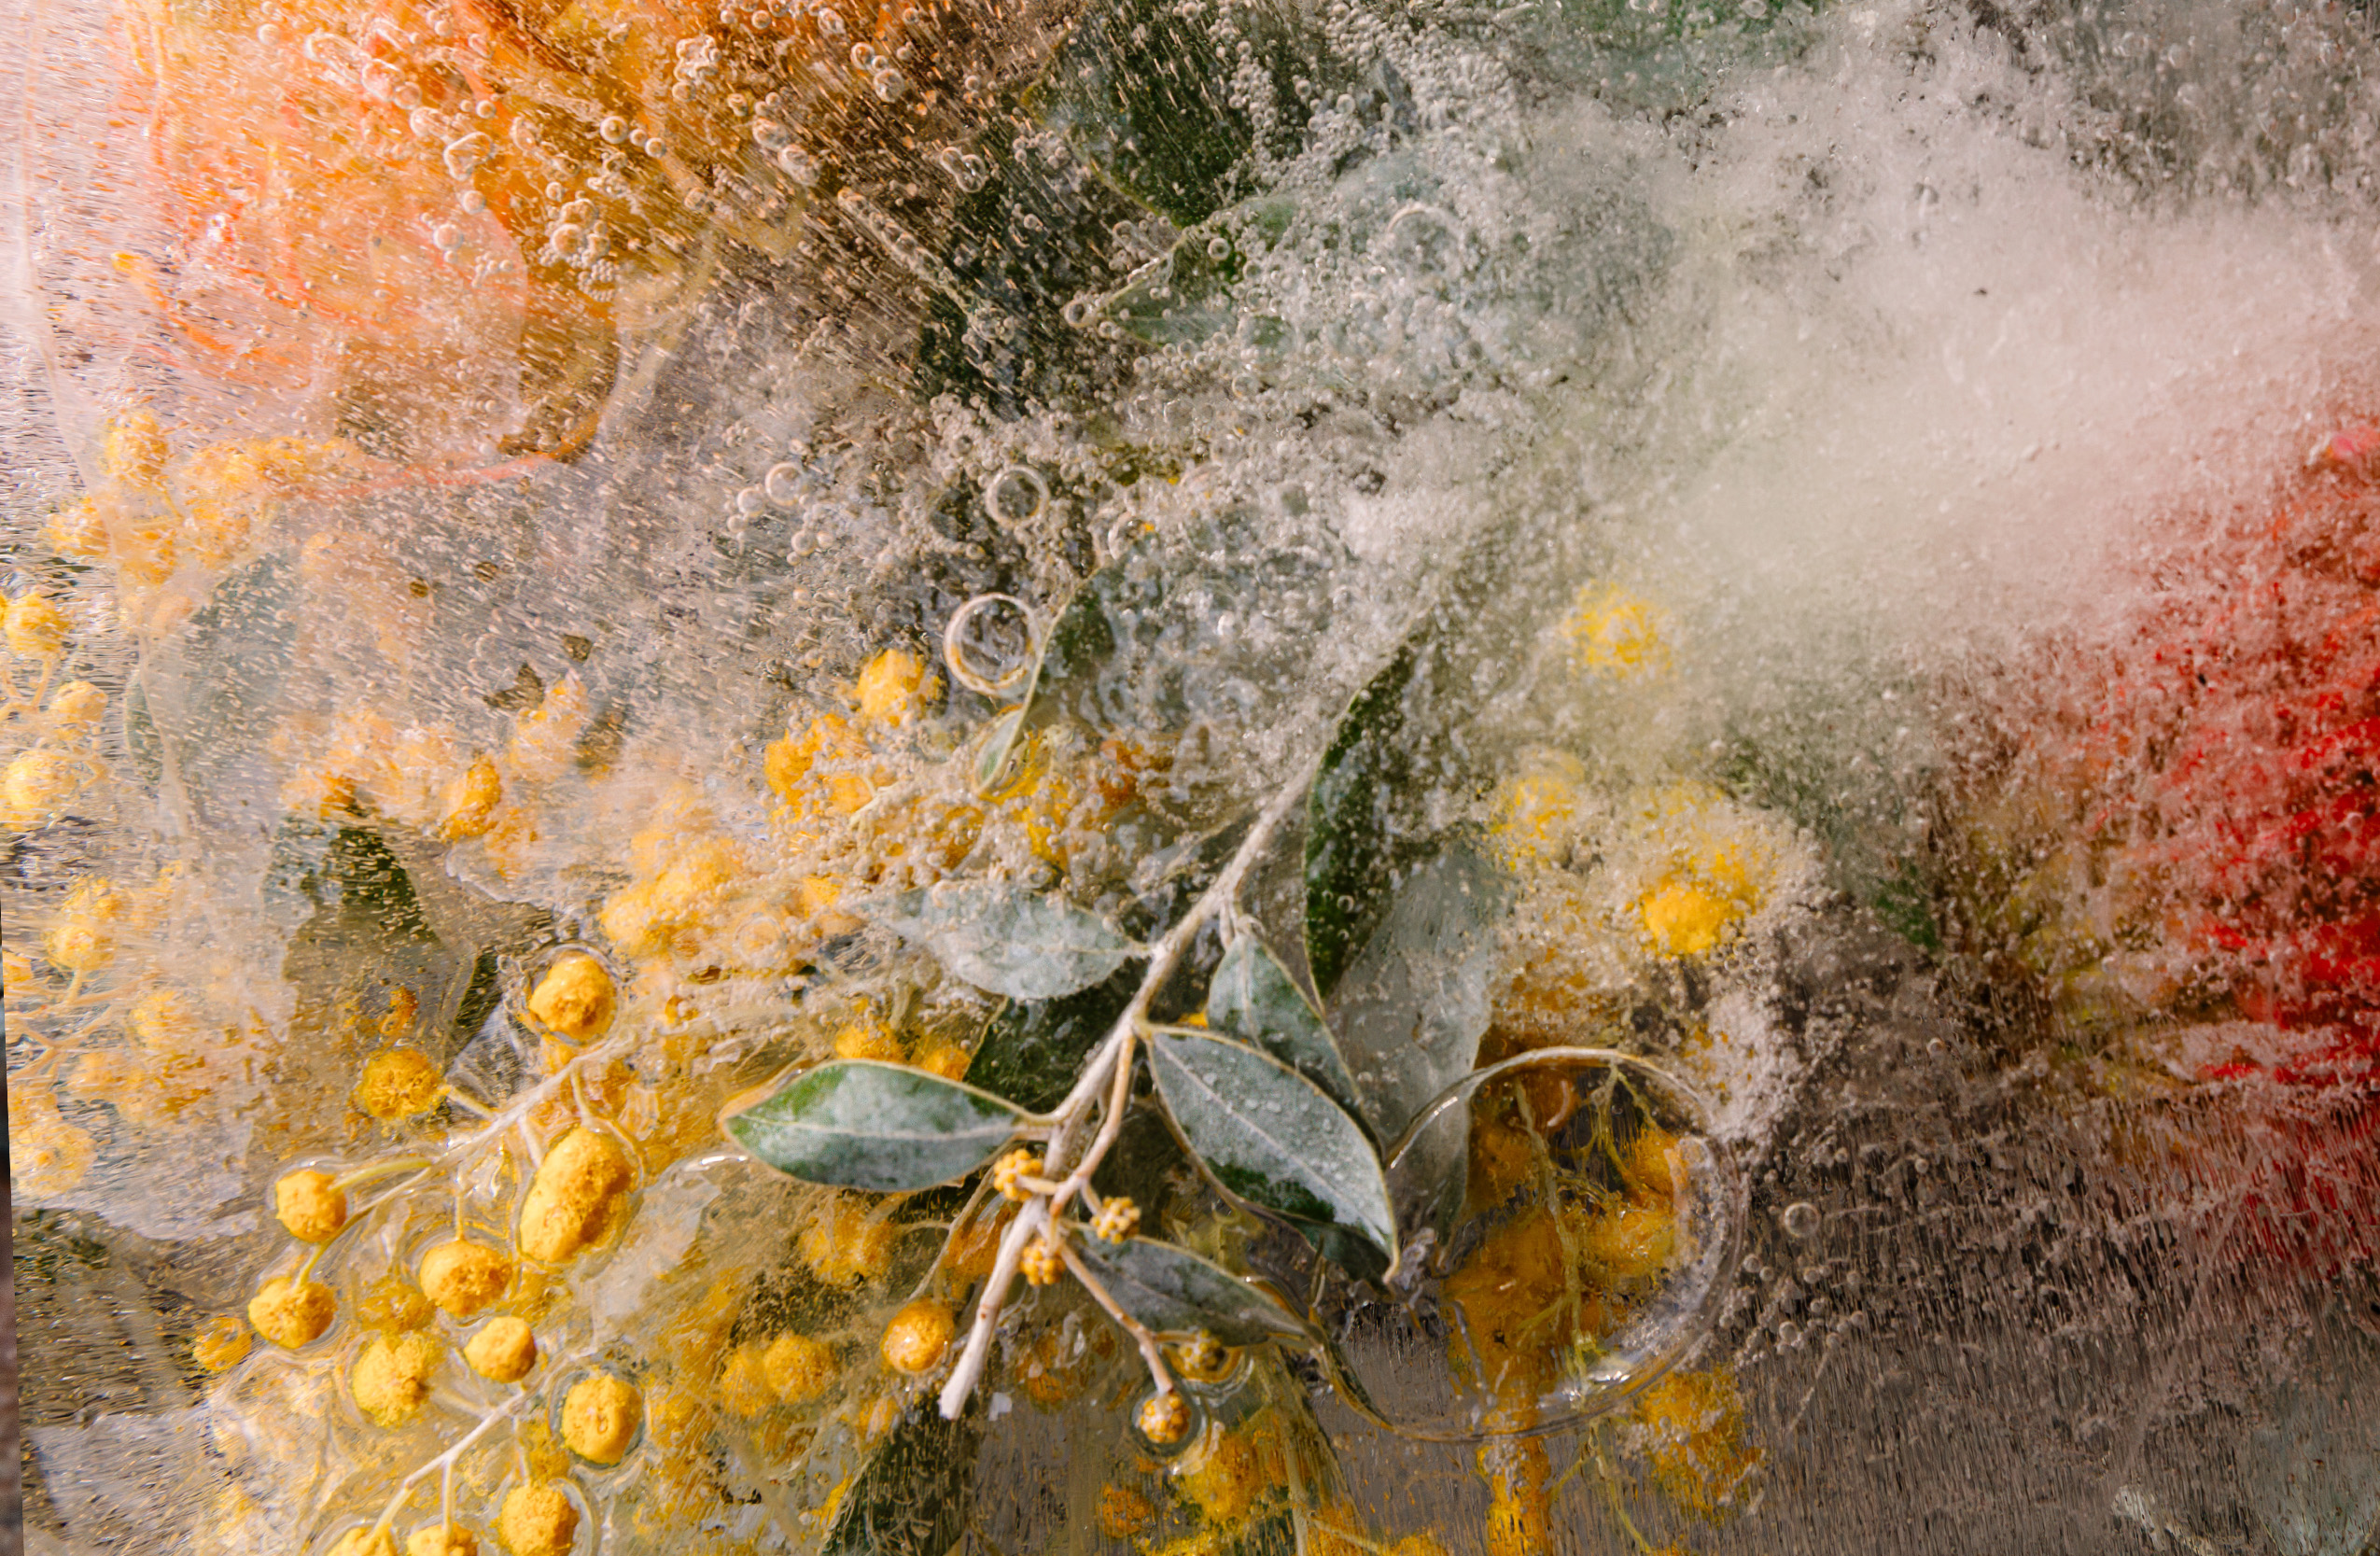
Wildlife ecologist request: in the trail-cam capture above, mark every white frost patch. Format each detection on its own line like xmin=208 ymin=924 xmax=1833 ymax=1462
xmin=1691 ymin=988 xmax=1804 ymax=1155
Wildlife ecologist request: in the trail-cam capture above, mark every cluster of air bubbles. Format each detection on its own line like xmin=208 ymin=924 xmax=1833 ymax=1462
xmin=787 ymin=499 xmax=857 ymax=561
xmin=673 ymin=33 xmax=720 ymax=97
xmin=936 ymin=146 xmax=990 ymax=192
xmin=777 ymin=147 xmax=820 ymax=184
xmin=983 ymin=465 xmax=1048 ymax=525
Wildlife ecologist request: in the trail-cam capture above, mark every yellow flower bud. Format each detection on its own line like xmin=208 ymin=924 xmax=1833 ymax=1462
xmin=9 ymin=1089 xmax=96 ymax=1197
xmin=4 ymin=749 xmax=81 ymax=822
xmin=436 ymin=755 xmax=503 ymax=841
xmin=351 ymin=1331 xmax=443 ymax=1427
xmin=1019 ymin=1236 xmax=1063 ymax=1287
xmin=464 ymin=1316 xmax=539 ymax=1383
xmin=49 ymin=681 xmax=105 ymax=726
xmin=101 ymin=410 xmax=170 ymax=485
xmin=525 ymin=953 xmax=612 ymax=1043
xmin=879 ymin=1299 xmax=956 ymax=1375
xmin=419 ymin=1241 xmax=513 ymax=1319
xmin=497 ymin=1483 xmax=579 ymax=1556
xmin=1098 ymin=1483 xmax=1158 ymax=1540
xmin=517 ymin=1127 xmax=635 ymax=1263
xmin=913 ymin=1043 xmax=971 ymax=1082
xmin=561 ymin=1371 xmax=642 ymax=1465
xmin=832 ymin=1017 xmax=903 ymax=1062
xmin=5 ymin=594 xmax=71 ymax=657
xmin=991 ymin=1148 xmax=1043 ymax=1202
xmin=796 ymin=1199 xmax=895 ymax=1284
xmin=407 ymin=1522 xmax=479 ymax=1556
xmin=763 ymin=1331 xmax=838 ymax=1405
xmin=327 ymin=1527 xmax=400 ymax=1556
xmin=355 ymin=1048 xmax=442 ymax=1120
xmin=853 ymin=649 xmax=930 ymax=727
xmin=1561 ymin=582 xmax=1669 ymax=678
xmin=247 ymin=1276 xmax=337 ymax=1349
xmin=1137 ymin=1389 xmax=1193 ymax=1445
xmin=130 ymin=988 xmax=203 ymax=1055
xmin=273 ymin=1169 xmax=349 ymax=1242
xmin=715 ymin=1343 xmax=776 ymax=1417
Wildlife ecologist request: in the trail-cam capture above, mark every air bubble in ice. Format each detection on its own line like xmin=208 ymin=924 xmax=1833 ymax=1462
xmin=777 ymin=147 xmax=819 ymax=184
xmin=763 ymin=463 xmax=804 ymax=505
xmin=873 ymin=68 xmax=905 ymax=101
xmin=735 ymin=486 xmax=766 ymax=515
xmin=985 ymin=465 xmax=1049 ymax=524
xmin=752 ymin=117 xmax=791 ymax=150
xmin=1781 ymin=1200 xmax=1820 ymax=1239
xmin=1208 ymin=236 xmax=1232 ymax=260
xmin=944 ymin=595 xmax=1036 ymax=695
xmin=443 ymin=132 xmax=492 ymax=177
xmin=600 ymin=115 xmax=628 ymax=143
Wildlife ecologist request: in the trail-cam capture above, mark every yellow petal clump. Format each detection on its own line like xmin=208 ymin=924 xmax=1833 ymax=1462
xmin=518 ymin=1127 xmax=635 ymax=1263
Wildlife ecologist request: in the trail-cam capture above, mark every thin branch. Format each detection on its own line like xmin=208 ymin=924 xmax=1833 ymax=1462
xmin=1058 ymin=1236 xmax=1175 ymax=1398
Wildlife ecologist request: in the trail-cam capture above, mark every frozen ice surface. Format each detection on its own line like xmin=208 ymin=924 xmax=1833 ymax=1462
xmin=10 ymin=0 xmax=2380 ymax=1550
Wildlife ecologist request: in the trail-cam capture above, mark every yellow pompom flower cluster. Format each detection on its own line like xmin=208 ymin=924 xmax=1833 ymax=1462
xmin=1561 ymin=581 xmax=1671 ymax=679
xmin=49 ymin=410 xmax=357 ymax=632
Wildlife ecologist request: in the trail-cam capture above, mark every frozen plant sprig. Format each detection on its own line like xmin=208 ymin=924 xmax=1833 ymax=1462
xmin=936 ymin=768 xmax=1313 ymax=1420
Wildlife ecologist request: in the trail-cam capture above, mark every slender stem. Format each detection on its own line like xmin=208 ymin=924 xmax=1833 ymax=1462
xmin=330 ymin=1156 xmax=434 ymax=1192
xmin=936 ymin=771 xmax=1312 ymax=1420
xmin=372 ymin=1388 xmax=535 ymax=1533
xmin=1057 ymin=1238 xmax=1175 ymax=1398
xmin=1049 ymin=1027 xmax=1136 ymax=1223
xmin=437 ymin=1027 xmax=640 ymax=1169
xmin=936 ymin=1200 xmax=1046 ymax=1419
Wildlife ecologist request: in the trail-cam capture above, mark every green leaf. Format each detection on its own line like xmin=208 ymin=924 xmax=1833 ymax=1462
xmin=1205 ymin=935 xmax=1364 ymax=1127
xmin=1145 ymin=1027 xmax=1396 ymax=1269
xmin=973 ymin=707 xmax=1028 ymax=792
xmin=967 ymin=963 xmax=1141 ymax=1114
xmin=724 ymin=1061 xmax=1026 ymax=1191
xmin=1330 ymin=840 xmax=1511 ymax=1144
xmin=1303 ymin=644 xmax=1421 ymax=1002
xmin=821 ymin=1398 xmax=982 ymax=1556
xmin=868 ymin=882 xmax=1138 ymax=1001
xmin=1068 ymin=1235 xmax=1317 ymax=1346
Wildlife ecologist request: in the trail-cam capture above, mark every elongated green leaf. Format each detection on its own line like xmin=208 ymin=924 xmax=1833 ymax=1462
xmin=1303 ymin=644 xmax=1420 ymax=1001
xmin=1205 ymin=936 xmax=1364 ymax=1126
xmin=869 ymin=882 xmax=1137 ymax=1001
xmin=968 ymin=964 xmax=1141 ymax=1114
xmin=973 ymin=707 xmax=1028 ymax=792
xmin=822 ymin=1398 xmax=982 ymax=1556
xmin=724 ymin=1061 xmax=1025 ymax=1191
xmin=1331 ymin=840 xmax=1510 ymax=1145
xmin=1146 ymin=1027 xmax=1396 ymax=1268
xmin=1069 ymin=1235 xmax=1316 ymax=1346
